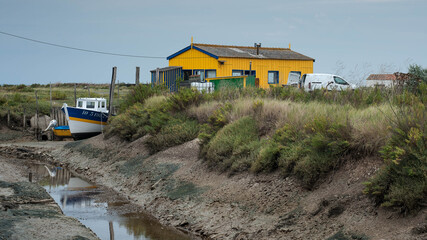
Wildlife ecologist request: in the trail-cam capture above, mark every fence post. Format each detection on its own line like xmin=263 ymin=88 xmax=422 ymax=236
xmin=135 ymin=67 xmax=140 ymax=85
xmin=23 ymin=108 xmax=26 ymax=130
xmin=7 ymin=109 xmax=10 ymax=127
xmin=35 ymin=90 xmax=39 ymax=140
xmin=74 ymin=83 xmax=77 ymax=106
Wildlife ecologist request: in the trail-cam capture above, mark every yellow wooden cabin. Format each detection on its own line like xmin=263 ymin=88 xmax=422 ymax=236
xmin=167 ymin=42 xmax=314 ymax=89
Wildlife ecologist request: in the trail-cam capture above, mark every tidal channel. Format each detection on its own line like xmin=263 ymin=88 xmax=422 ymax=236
xmin=30 ymin=163 xmax=191 ymax=240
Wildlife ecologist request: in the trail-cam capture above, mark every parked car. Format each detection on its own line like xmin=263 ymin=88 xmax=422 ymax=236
xmin=300 ymin=73 xmax=356 ymax=91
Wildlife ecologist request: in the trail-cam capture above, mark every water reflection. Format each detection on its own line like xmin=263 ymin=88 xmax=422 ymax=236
xmin=30 ymin=164 xmax=190 ymax=240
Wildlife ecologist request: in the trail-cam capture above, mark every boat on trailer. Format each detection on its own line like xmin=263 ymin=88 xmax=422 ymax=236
xmin=62 ymin=98 xmax=109 ymax=140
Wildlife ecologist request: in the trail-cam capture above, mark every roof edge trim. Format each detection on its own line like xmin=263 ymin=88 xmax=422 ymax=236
xmin=167 ymin=45 xmax=219 ymax=60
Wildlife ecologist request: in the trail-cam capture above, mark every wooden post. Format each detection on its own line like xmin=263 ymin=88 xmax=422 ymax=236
xmin=135 ymin=67 xmax=140 ymax=85
xmin=74 ymin=83 xmax=77 ymax=106
xmin=29 ymin=172 xmax=32 ymax=182
xmin=23 ymin=108 xmax=26 ymax=130
xmin=109 ymin=221 xmax=114 ymax=240
xmin=156 ymin=68 xmax=160 ymax=84
xmin=7 ymin=109 xmax=10 ymax=127
xmin=50 ymin=82 xmax=52 ymax=113
xmin=63 ymin=109 xmax=67 ymax=126
xmin=53 ymin=108 xmax=57 ymax=125
xmin=108 ymin=67 xmax=117 ymax=117
xmin=35 ymin=90 xmax=39 ymax=140
xmin=87 ymin=85 xmax=90 ymax=98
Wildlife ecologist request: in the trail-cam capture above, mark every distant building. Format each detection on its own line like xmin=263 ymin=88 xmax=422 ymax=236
xmin=366 ymin=74 xmax=397 ymax=87
xmin=166 ymin=41 xmax=314 ymax=89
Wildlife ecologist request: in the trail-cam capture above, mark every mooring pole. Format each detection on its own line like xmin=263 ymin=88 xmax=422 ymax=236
xmin=108 ymin=67 xmax=117 ymax=117
xmin=74 ymin=83 xmax=77 ymax=106
xmin=50 ymin=82 xmax=52 ymax=117
xmin=109 ymin=221 xmax=115 ymax=240
xmin=135 ymin=67 xmax=140 ymax=85
xmin=35 ymin=90 xmax=39 ymax=140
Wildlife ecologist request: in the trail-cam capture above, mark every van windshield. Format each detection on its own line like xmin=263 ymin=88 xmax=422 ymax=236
xmin=334 ymin=76 xmax=349 ymax=85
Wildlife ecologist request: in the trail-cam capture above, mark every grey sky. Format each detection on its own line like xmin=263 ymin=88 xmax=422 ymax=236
xmin=0 ymin=0 xmax=425 ymax=85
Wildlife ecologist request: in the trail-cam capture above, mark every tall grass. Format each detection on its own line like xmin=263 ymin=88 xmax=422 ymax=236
xmin=107 ymin=78 xmax=426 ymax=212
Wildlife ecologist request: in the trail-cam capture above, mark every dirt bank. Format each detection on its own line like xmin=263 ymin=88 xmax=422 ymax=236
xmin=0 ymin=154 xmax=98 ymax=240
xmin=2 ymin=134 xmax=426 ymax=239
xmin=40 ymin=135 xmax=425 ymax=240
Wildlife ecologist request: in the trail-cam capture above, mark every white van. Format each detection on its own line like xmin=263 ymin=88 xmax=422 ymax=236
xmin=300 ymin=74 xmax=355 ymax=91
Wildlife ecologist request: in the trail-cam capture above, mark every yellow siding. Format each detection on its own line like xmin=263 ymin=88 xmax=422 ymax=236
xmin=169 ymin=48 xmax=218 ymax=70
xmin=169 ymin=48 xmax=313 ymax=89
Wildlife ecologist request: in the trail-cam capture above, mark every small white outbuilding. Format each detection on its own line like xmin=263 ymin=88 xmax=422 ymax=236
xmin=366 ymin=74 xmax=397 ymax=87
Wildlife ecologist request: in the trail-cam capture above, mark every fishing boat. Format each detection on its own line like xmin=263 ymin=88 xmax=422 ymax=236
xmin=52 ymin=125 xmax=72 ymax=140
xmin=62 ymin=98 xmax=109 ymax=140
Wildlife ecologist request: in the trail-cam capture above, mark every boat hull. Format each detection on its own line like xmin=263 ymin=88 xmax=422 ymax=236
xmin=62 ymin=106 xmax=108 ymax=140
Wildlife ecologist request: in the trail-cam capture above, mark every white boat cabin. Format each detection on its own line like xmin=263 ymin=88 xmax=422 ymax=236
xmin=76 ymin=98 xmax=108 ymax=112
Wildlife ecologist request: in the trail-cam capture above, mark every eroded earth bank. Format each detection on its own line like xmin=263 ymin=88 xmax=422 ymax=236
xmin=1 ymin=134 xmax=426 ymax=240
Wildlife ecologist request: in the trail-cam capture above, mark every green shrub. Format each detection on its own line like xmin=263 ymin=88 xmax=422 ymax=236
xmin=364 ymin=104 xmax=426 ymax=213
xmin=255 ymin=116 xmax=352 ymax=188
xmin=105 ymin=103 xmax=148 ymax=141
xmin=294 ymin=117 xmax=351 ymax=187
xmin=205 ymin=116 xmax=260 ymax=172
xmin=146 ymin=116 xmax=200 ymax=153
xmin=51 ymin=91 xmax=67 ymax=100
xmin=251 ymin=141 xmax=280 ymax=172
xmin=0 ymin=95 xmax=6 ymax=106
xmin=105 ymin=95 xmax=172 ymax=141
xmin=10 ymin=93 xmax=32 ymax=105
xmin=198 ymin=102 xmax=233 ymax=157
xmin=119 ymin=84 xmax=166 ymax=111
xmin=168 ymin=88 xmax=203 ymax=112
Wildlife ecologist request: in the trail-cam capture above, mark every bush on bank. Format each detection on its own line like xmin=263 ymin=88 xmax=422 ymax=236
xmin=364 ymin=103 xmax=427 ymax=214
xmin=107 ymin=66 xmax=426 ymax=212
xmin=204 ymin=116 xmax=260 ymax=172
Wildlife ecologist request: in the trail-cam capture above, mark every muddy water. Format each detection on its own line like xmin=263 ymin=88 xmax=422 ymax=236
xmin=30 ymin=164 xmax=191 ymax=240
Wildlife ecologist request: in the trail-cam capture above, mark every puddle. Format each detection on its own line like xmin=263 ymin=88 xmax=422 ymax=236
xmin=29 ymin=164 xmax=191 ymax=240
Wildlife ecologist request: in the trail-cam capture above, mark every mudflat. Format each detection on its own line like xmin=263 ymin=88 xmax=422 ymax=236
xmin=0 ymin=154 xmax=99 ymax=240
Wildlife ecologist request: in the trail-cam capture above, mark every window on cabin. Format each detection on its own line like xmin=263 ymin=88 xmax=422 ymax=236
xmin=206 ymin=70 xmax=216 ymax=78
xmin=244 ymin=70 xmax=256 ymax=76
xmin=193 ymin=70 xmax=204 ymax=81
xmin=268 ymin=71 xmax=279 ymax=84
xmin=86 ymin=101 xmax=95 ymax=108
xmin=77 ymin=101 xmax=83 ymax=108
xmin=183 ymin=70 xmax=192 ymax=80
xmin=101 ymin=101 xmax=105 ymax=108
xmin=232 ymin=70 xmax=243 ymax=76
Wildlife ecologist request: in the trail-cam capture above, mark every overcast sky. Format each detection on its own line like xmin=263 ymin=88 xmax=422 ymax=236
xmin=1 ymin=0 xmax=426 ymax=85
